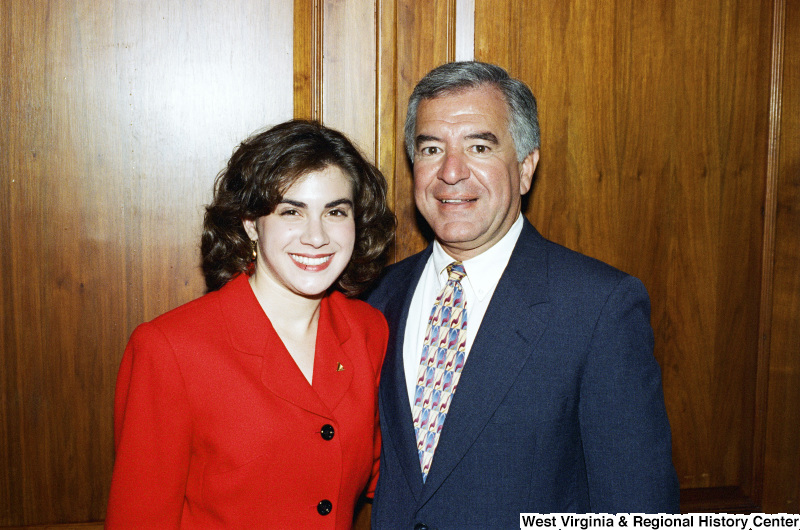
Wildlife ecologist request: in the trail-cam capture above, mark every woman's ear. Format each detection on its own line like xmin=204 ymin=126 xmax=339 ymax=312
xmin=242 ymin=218 xmax=258 ymax=241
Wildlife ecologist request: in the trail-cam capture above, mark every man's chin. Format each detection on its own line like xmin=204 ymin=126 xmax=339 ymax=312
xmin=431 ymin=223 xmax=481 ymax=245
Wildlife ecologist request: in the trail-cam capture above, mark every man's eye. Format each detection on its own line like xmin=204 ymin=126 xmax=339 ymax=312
xmin=419 ymin=146 xmax=441 ymax=156
xmin=471 ymin=145 xmax=489 ymax=154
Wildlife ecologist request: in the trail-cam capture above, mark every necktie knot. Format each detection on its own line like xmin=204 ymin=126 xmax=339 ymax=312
xmin=446 ymin=262 xmax=466 ymax=282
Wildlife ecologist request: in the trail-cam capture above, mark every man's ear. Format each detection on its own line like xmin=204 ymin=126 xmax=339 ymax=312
xmin=519 ymin=149 xmax=539 ymax=195
xmin=242 ymin=218 xmax=258 ymax=241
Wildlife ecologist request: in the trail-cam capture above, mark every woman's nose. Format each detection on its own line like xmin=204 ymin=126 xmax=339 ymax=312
xmin=299 ymin=218 xmax=330 ymax=247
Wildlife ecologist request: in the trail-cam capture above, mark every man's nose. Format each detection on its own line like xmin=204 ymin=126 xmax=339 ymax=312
xmin=438 ymin=150 xmax=469 ymax=184
xmin=299 ymin=218 xmax=330 ymax=247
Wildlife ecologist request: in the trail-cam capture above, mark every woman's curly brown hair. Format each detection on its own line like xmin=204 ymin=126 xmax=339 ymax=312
xmin=201 ymin=120 xmax=395 ymax=296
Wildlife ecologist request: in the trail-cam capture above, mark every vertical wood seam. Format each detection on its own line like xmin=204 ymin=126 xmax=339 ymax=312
xmin=312 ymin=0 xmax=323 ymax=120
xmin=376 ymin=0 xmax=398 ymax=263
xmin=293 ymin=0 xmax=324 ymax=120
xmin=447 ymin=0 xmax=457 ymax=62
xmin=753 ymin=0 xmax=785 ymax=507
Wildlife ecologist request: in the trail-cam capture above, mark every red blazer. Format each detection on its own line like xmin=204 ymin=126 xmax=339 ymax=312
xmin=106 ymin=274 xmax=388 ymax=529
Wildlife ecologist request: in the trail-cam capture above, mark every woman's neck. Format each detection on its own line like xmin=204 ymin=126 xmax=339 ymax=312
xmin=248 ymin=273 xmax=323 ymax=384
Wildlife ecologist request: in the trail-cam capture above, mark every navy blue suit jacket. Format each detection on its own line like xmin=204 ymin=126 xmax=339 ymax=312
xmin=366 ymin=219 xmax=679 ymax=528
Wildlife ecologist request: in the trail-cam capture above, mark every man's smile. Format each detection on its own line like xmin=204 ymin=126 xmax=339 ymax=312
xmin=438 ymin=198 xmax=477 ymax=204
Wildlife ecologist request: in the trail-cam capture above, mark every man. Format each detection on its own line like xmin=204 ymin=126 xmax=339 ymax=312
xmin=365 ymin=61 xmax=679 ymax=528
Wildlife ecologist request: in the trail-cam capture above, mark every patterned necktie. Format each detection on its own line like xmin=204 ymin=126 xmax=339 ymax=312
xmin=412 ymin=261 xmax=468 ymax=482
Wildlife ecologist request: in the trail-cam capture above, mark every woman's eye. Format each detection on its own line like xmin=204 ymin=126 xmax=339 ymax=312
xmin=280 ymin=209 xmax=299 ymax=216
xmin=329 ymin=208 xmax=349 ymax=217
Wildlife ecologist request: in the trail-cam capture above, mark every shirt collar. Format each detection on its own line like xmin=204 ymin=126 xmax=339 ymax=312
xmin=431 ymin=214 xmax=524 ymax=301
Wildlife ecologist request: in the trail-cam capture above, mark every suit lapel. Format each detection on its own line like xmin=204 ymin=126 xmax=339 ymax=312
xmin=378 ymin=247 xmax=432 ymax=501
xmin=419 ymin=222 xmax=551 ymax=501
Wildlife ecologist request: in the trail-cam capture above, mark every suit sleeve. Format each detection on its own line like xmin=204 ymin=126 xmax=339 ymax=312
xmin=579 ymin=275 xmax=680 ymax=513
xmin=105 ymin=322 xmax=192 ymax=528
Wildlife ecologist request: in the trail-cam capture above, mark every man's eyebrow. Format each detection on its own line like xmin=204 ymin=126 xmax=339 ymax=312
xmin=414 ymin=132 xmax=500 ymax=147
xmin=415 ymin=134 xmax=441 ymax=147
xmin=465 ymin=131 xmax=499 ymax=144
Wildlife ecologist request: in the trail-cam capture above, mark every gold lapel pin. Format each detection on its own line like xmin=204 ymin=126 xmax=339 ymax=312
xmin=336 ymin=362 xmax=345 ymax=372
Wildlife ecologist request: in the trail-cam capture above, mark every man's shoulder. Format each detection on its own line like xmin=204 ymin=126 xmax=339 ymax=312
xmin=548 ymin=238 xmax=627 ymax=281
xmin=386 ymin=249 xmax=429 ymax=276
xmin=519 ymin=223 xmax=630 ymax=283
xmin=362 ymin=246 xmax=430 ymax=308
xmin=515 ymin=223 xmax=648 ymax=309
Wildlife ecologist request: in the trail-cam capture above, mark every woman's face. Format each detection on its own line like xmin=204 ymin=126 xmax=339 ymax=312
xmin=243 ymin=165 xmax=356 ymax=299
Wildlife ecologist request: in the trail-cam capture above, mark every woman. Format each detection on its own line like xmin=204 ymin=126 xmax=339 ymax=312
xmin=106 ymin=120 xmax=395 ymax=528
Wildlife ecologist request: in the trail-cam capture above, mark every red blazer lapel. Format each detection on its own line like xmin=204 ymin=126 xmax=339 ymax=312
xmin=311 ymin=293 xmax=354 ymax=412
xmin=218 ymin=275 xmax=354 ymax=418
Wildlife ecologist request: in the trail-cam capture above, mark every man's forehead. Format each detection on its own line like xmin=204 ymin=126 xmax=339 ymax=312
xmin=415 ymin=87 xmax=511 ymax=138
xmin=419 ymin=85 xmax=507 ymax=110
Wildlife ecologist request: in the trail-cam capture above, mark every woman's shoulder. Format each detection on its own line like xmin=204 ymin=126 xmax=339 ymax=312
xmin=148 ymin=289 xmax=221 ymax=329
xmin=133 ymin=275 xmax=254 ymax=345
xmin=125 ymin=292 xmax=220 ymax=358
xmin=146 ymin=274 xmax=250 ymax=329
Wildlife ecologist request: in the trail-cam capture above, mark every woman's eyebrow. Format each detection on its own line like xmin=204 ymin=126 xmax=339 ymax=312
xmin=279 ymin=198 xmax=353 ymax=208
xmin=280 ymin=199 xmax=306 ymax=208
xmin=326 ymin=198 xmax=354 ymax=208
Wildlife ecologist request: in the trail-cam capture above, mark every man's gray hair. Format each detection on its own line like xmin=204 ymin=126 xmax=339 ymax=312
xmin=404 ymin=61 xmax=540 ymax=163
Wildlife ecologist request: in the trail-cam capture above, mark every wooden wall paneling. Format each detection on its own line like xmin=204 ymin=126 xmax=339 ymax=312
xmin=376 ymin=0 xmax=398 ymax=221
xmin=0 ymin=1 xmax=293 ymax=525
xmin=1 ymin=4 xmax=127 ymax=523
xmin=0 ymin=0 xmax=9 ymax=515
xmin=762 ymin=0 xmax=800 ymax=513
xmin=677 ymin=0 xmax=777 ymax=505
xmin=754 ymin=0 xmax=786 ymax=510
xmin=295 ymin=0 xmax=380 ymax=162
xmin=321 ymin=0 xmax=377 ymax=161
xmin=389 ymin=0 xmax=458 ymax=261
xmin=294 ymin=0 xmax=323 ymax=120
xmin=475 ymin=0 xmax=775 ymax=511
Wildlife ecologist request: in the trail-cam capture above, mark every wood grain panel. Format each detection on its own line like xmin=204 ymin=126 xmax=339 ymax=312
xmin=294 ymin=0 xmax=323 ymax=120
xmin=389 ymin=0 xmax=457 ymax=261
xmin=376 ymin=0 xmax=398 ymax=216
xmin=321 ymin=0 xmax=376 ymax=160
xmin=476 ymin=0 xmax=775 ymax=507
xmin=0 ymin=1 xmax=292 ymax=525
xmin=762 ymin=0 xmax=800 ymax=513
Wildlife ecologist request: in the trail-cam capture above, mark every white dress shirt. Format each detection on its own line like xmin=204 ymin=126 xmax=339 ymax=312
xmin=403 ymin=214 xmax=525 ymax=409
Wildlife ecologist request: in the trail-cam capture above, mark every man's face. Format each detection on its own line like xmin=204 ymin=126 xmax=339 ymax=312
xmin=412 ymin=85 xmax=538 ymax=260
